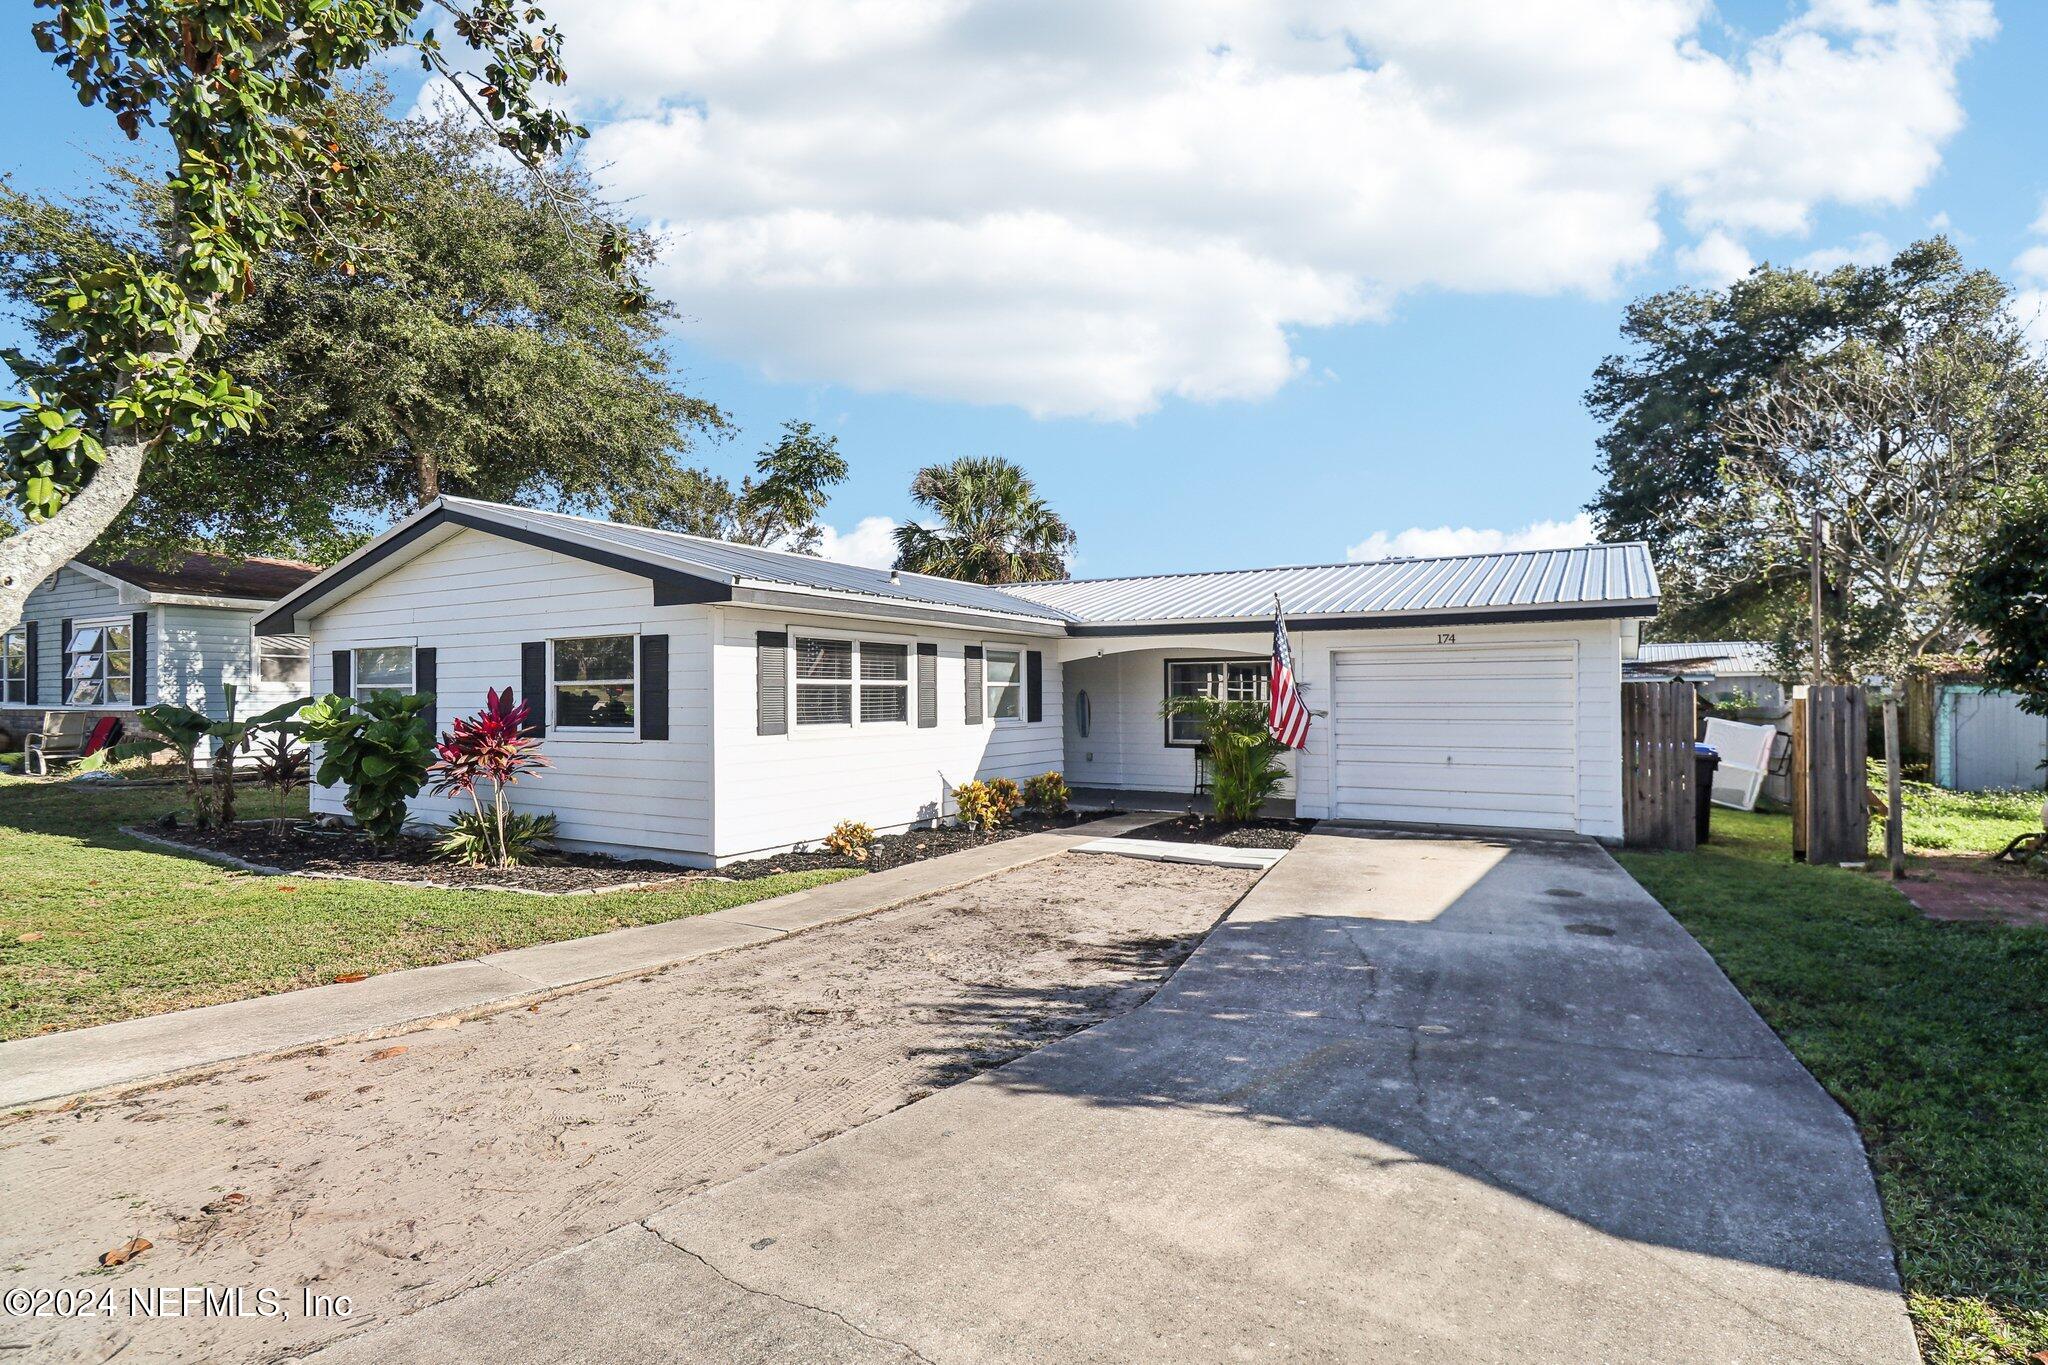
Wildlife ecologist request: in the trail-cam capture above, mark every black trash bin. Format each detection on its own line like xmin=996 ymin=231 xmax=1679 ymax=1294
xmin=1693 ymin=743 xmax=1721 ymax=844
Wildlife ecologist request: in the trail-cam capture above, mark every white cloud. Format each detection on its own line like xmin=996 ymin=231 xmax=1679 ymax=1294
xmin=814 ymin=515 xmax=901 ymax=570
xmin=2031 ymin=197 xmax=2048 ymax=237
xmin=1346 ymin=513 xmax=1598 ymax=562
xmin=1792 ymin=230 xmax=1894 ymax=271
xmin=1677 ymin=230 xmax=1753 ymax=285
xmin=545 ymin=0 xmax=1994 ymax=418
xmin=2014 ymin=225 xmax=2048 ymax=354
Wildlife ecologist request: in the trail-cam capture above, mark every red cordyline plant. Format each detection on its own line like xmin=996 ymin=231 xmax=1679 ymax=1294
xmin=430 ymin=688 xmax=552 ymax=867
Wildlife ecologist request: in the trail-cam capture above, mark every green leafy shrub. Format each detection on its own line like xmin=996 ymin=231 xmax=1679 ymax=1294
xmin=83 ymin=686 xmax=308 ymax=827
xmin=298 ymin=691 xmax=437 ymax=846
xmin=954 ymin=777 xmax=1022 ymax=832
xmin=824 ymin=819 xmax=877 ymax=861
xmin=1160 ymin=695 xmax=1287 ymax=823
xmin=1023 ymin=770 xmax=1069 ymax=813
xmin=438 ymin=809 xmax=558 ymax=867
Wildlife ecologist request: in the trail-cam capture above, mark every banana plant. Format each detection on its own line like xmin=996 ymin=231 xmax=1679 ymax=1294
xmin=84 ymin=685 xmax=311 ymax=828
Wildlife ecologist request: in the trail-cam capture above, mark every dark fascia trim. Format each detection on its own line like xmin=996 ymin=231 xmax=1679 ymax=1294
xmin=254 ymin=506 xmax=733 ymax=633
xmin=1065 ymin=602 xmax=1656 ymax=638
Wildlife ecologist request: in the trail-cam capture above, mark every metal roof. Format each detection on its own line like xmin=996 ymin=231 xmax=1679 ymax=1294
xmin=1635 ymin=640 xmax=1774 ymax=674
xmin=441 ymin=498 xmax=1073 ymax=622
xmin=998 ymin=543 xmax=1658 ymax=625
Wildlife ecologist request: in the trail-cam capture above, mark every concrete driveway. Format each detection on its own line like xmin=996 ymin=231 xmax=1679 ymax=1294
xmin=317 ymin=828 xmax=1915 ymax=1364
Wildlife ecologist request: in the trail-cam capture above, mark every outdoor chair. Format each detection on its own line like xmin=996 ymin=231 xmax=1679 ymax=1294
xmin=24 ymin=712 xmax=96 ymax=776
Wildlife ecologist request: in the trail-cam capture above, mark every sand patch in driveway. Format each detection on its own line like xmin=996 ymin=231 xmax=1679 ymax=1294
xmin=0 ymin=853 xmax=1257 ymax=1364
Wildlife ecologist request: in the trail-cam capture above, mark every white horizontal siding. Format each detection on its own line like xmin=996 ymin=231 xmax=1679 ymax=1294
xmin=711 ymin=607 xmax=1063 ymax=861
xmin=157 ymin=604 xmax=280 ymax=720
xmin=303 ymin=529 xmax=715 ymax=864
xmin=12 ymin=567 xmax=130 ymax=708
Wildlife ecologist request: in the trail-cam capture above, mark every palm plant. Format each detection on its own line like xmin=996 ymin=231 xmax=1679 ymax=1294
xmin=891 ymin=456 xmax=1076 ymax=584
xmin=1159 ymin=695 xmax=1288 ymax=824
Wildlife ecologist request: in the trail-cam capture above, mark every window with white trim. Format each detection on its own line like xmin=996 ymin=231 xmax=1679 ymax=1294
xmin=1165 ymin=659 xmax=1271 ymax=746
xmin=794 ymin=636 xmax=912 ymax=727
xmin=353 ymin=645 xmax=415 ymax=699
xmin=1 ymin=628 xmax=25 ymax=705
xmin=985 ymin=647 xmax=1022 ymax=721
xmin=66 ymin=619 xmax=134 ymax=707
xmin=256 ymin=634 xmax=312 ymax=687
xmin=552 ymin=635 xmax=636 ymax=729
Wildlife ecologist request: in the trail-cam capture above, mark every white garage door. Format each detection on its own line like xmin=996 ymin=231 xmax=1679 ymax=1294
xmin=1330 ymin=644 xmax=1579 ymax=832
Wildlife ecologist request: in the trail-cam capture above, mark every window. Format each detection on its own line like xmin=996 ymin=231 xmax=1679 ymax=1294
xmin=66 ymin=619 xmax=133 ymax=707
xmin=859 ymin=642 xmax=909 ymax=723
xmin=1 ymin=629 xmax=24 ymax=705
xmin=553 ymin=635 xmax=636 ymax=729
xmin=1164 ymin=659 xmax=1271 ymax=746
xmin=985 ymin=648 xmax=1022 ymax=721
xmin=794 ymin=636 xmax=912 ymax=727
xmin=256 ymin=635 xmax=311 ymax=687
xmin=353 ymin=645 xmax=414 ymax=699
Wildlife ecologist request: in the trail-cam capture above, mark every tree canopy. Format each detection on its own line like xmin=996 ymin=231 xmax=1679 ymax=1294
xmin=1956 ymin=483 xmax=2048 ymax=714
xmin=610 ymin=420 xmax=848 ymax=552
xmin=2 ymin=89 xmax=721 ymax=564
xmin=0 ymin=0 xmax=593 ymax=629
xmin=1584 ymin=238 xmax=2048 ymax=675
xmin=892 ymin=456 xmax=1074 ymax=584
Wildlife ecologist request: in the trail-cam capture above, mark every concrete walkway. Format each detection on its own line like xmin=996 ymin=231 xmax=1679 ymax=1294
xmin=314 ymin=826 xmax=1916 ymax=1364
xmin=0 ymin=813 xmax=1165 ymax=1110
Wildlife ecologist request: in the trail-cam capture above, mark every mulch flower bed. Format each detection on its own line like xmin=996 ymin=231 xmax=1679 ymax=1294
xmin=142 ymin=807 xmax=1096 ymax=893
xmin=716 ymin=808 xmax=1091 ymax=879
xmin=1132 ymin=814 xmax=1315 ymax=850
xmin=156 ymin=819 xmax=696 ymax=894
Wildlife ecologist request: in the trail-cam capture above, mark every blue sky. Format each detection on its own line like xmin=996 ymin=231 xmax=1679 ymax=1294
xmin=4 ymin=1 xmax=2044 ymax=576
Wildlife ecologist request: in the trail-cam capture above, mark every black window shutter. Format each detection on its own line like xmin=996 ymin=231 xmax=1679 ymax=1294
xmin=415 ymin=647 xmax=438 ymax=737
xmin=756 ymin=631 xmax=788 ymax=736
xmin=521 ymin=641 xmax=547 ymax=737
xmin=132 ymin=611 xmax=149 ymax=706
xmin=1026 ymin=650 xmax=1044 ymax=723
xmin=59 ymin=618 xmax=72 ymax=703
xmin=916 ymin=642 xmax=938 ymax=728
xmin=640 ymin=634 xmax=669 ymax=740
xmin=332 ymin=649 xmax=352 ymax=698
xmin=24 ymin=621 xmax=38 ymax=704
xmin=964 ymin=645 xmax=984 ymax=725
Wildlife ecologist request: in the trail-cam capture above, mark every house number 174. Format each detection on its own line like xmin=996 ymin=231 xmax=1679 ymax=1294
xmin=1436 ymin=632 xmax=1456 ymax=645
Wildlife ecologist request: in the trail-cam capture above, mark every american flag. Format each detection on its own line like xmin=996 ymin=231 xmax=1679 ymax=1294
xmin=1269 ymin=598 xmax=1311 ymax=750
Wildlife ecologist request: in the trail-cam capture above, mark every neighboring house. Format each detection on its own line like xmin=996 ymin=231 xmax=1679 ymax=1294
xmin=1 ymin=553 xmax=321 ymax=752
xmin=1633 ymin=641 xmax=1787 ymax=714
xmin=256 ymin=496 xmax=1660 ymax=867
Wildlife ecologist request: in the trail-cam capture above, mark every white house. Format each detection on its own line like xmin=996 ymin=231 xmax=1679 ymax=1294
xmin=256 ymin=496 xmax=1660 ymax=866
xmin=2 ymin=552 xmax=319 ymax=753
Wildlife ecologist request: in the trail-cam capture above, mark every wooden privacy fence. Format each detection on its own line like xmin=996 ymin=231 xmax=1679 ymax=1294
xmin=1792 ymin=684 xmax=1869 ymax=865
xmin=1623 ymin=679 xmax=1698 ymax=851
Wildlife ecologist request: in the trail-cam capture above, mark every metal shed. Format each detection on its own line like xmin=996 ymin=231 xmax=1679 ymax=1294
xmin=1934 ymin=684 xmax=2047 ymax=791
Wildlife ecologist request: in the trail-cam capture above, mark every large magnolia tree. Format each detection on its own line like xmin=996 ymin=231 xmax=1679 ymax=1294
xmin=0 ymin=0 xmax=593 ymax=629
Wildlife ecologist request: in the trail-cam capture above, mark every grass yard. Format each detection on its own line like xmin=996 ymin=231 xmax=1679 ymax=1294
xmin=1878 ymin=772 xmax=2044 ymax=855
xmin=0 ymin=776 xmax=857 ymax=1041
xmin=1619 ymin=808 xmax=2048 ymax=1365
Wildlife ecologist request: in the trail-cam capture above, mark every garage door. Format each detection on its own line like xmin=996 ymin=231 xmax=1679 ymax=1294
xmin=1330 ymin=644 xmax=1578 ymax=832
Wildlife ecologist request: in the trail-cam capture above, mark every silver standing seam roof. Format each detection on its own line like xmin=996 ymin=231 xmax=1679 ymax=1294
xmin=998 ymin=543 xmax=1658 ymax=624
xmin=263 ymin=497 xmax=1659 ymax=632
xmin=1634 ymin=640 xmax=1772 ymax=674
xmin=441 ymin=498 xmax=1073 ymax=622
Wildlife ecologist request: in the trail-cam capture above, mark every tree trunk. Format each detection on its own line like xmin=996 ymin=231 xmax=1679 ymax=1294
xmin=412 ymin=438 xmax=441 ymax=505
xmin=0 ymin=430 xmax=153 ymax=634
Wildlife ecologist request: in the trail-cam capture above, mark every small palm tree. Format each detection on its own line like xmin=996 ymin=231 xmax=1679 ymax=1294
xmin=891 ymin=456 xmax=1076 ymax=584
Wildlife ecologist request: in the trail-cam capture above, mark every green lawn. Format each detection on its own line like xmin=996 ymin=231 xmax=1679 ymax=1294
xmin=1619 ymin=809 xmax=2048 ymax=1365
xmin=1878 ymin=774 xmax=2045 ymax=855
xmin=0 ymin=776 xmax=856 ymax=1042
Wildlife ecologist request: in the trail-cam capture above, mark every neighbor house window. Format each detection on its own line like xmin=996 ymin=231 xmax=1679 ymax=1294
xmin=1 ymin=629 xmax=25 ymax=705
xmin=553 ymin=635 xmax=636 ymax=729
xmin=985 ymin=648 xmax=1023 ymax=720
xmin=794 ymin=636 xmax=912 ymax=727
xmin=353 ymin=645 xmax=414 ymax=699
xmin=66 ymin=619 xmax=133 ymax=707
xmin=1164 ymin=659 xmax=1271 ymax=746
xmin=256 ymin=635 xmax=312 ymax=687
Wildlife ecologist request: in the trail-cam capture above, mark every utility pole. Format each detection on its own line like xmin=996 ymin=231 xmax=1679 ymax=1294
xmin=1810 ymin=511 xmax=1827 ymax=687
